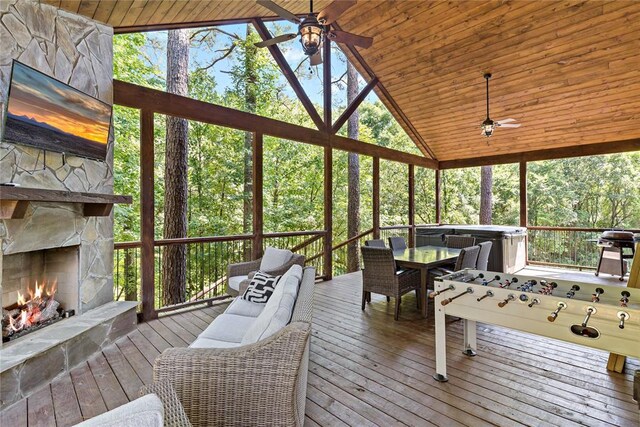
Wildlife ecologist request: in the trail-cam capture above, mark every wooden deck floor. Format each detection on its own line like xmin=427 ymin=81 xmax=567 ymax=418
xmin=2 ymin=272 xmax=638 ymax=426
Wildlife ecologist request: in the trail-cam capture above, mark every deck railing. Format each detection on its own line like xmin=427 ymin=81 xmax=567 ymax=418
xmin=114 ymin=230 xmax=325 ymax=315
xmin=527 ymin=226 xmax=639 ymax=270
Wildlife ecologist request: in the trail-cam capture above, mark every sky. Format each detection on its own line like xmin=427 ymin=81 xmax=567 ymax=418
xmin=7 ymin=62 xmax=111 ymax=144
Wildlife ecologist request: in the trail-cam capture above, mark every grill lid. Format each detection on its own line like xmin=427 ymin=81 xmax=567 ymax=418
xmin=600 ymin=230 xmax=634 ymax=240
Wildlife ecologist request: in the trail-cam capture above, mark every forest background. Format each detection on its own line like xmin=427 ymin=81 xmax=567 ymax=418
xmin=111 ymin=24 xmax=640 ymax=298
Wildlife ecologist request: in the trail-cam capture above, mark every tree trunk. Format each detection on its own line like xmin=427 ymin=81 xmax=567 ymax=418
xmin=243 ymin=25 xmax=257 ymax=257
xmin=346 ymin=61 xmax=361 ymax=273
xmin=480 ymin=165 xmax=493 ymax=225
xmin=124 ymin=247 xmax=137 ymax=301
xmin=162 ymin=29 xmax=189 ymax=306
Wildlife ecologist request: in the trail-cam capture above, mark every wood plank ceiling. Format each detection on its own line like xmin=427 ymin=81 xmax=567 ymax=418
xmin=45 ymin=0 xmax=640 ymax=163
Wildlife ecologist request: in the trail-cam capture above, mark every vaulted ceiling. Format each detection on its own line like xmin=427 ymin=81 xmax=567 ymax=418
xmin=45 ymin=0 xmax=640 ymax=163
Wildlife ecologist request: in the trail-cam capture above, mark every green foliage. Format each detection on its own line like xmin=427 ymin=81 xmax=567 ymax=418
xmin=112 ymin=29 xmax=640 ymax=251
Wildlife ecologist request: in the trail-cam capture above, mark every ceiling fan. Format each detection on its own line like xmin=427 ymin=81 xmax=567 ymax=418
xmin=254 ymin=0 xmax=373 ymax=66
xmin=481 ymin=73 xmax=520 ymax=137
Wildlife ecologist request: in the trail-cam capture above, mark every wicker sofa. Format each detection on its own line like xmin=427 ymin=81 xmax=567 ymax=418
xmin=153 ymin=265 xmax=315 ymax=426
xmin=77 ymin=265 xmax=314 ymax=427
xmin=226 ymin=247 xmax=306 ymax=296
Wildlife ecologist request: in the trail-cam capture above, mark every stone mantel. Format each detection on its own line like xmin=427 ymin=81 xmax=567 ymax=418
xmin=0 ymin=186 xmax=132 ymax=219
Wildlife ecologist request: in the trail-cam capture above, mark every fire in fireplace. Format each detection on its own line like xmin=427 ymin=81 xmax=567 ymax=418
xmin=2 ymin=280 xmax=73 ymax=342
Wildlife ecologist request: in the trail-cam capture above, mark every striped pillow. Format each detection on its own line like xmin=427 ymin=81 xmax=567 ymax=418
xmin=242 ymin=271 xmax=281 ymax=303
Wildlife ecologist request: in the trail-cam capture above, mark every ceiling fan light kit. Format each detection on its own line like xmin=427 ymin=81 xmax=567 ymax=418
xmin=255 ymin=0 xmax=372 ymax=64
xmin=481 ymin=72 xmax=521 ymax=137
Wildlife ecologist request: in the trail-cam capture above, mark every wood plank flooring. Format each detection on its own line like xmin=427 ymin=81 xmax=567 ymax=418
xmin=1 ymin=272 xmax=638 ymax=426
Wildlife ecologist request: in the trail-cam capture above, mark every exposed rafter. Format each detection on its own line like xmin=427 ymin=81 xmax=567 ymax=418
xmin=114 ymin=79 xmax=438 ymax=169
xmin=331 ymin=77 xmax=379 ymax=134
xmin=252 ymin=18 xmax=326 ymax=131
xmin=438 ymin=138 xmax=640 ymax=169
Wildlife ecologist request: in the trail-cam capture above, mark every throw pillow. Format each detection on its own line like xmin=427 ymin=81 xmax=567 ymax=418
xmin=242 ymin=271 xmax=281 ymax=303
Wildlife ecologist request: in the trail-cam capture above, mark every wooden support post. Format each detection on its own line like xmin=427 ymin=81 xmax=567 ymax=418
xmin=324 ymin=147 xmax=333 ymax=279
xmin=373 ymin=157 xmax=380 ymax=239
xmin=252 ymin=132 xmax=264 ymax=260
xmin=408 ymin=164 xmax=415 ymax=248
xmin=435 ymin=169 xmax=441 ymax=224
xmin=140 ymin=110 xmax=157 ymax=321
xmin=323 ymin=38 xmax=332 ymax=128
xmin=519 ymin=161 xmax=527 ymax=227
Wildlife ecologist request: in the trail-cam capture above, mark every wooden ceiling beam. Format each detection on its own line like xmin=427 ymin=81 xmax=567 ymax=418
xmin=113 ymin=79 xmax=437 ymax=169
xmin=252 ymin=18 xmax=326 ymax=132
xmin=438 ymin=138 xmax=640 ymax=169
xmin=331 ymin=77 xmax=378 ymax=135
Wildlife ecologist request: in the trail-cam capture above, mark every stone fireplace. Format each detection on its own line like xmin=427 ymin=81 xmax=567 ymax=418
xmin=0 ymin=0 xmax=136 ymax=410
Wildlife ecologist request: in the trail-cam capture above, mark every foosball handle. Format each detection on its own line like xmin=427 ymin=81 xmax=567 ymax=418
xmin=476 ymin=290 xmax=494 ymax=302
xmin=498 ymin=294 xmax=515 ymax=308
xmin=617 ymin=311 xmax=629 ymax=329
xmin=620 ymin=291 xmax=630 ymax=307
xmin=547 ymin=302 xmax=567 ymax=322
xmin=592 ymin=287 xmax=604 ymax=303
xmin=429 ymin=285 xmax=454 ymax=299
xmin=527 ymin=298 xmax=540 ymax=308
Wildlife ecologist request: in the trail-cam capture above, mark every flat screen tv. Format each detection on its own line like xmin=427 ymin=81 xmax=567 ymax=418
xmin=2 ymin=60 xmax=111 ymax=161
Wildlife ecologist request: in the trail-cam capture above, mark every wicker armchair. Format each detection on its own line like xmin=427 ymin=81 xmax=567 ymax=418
xmin=388 ymin=236 xmax=407 ymax=251
xmin=151 ymin=267 xmax=315 ymax=427
xmin=226 ymin=253 xmax=305 ymax=296
xmin=476 ymin=241 xmax=493 ymax=270
xmin=445 ymin=235 xmax=476 ymax=249
xmin=429 ymin=246 xmax=481 ymax=286
xmin=361 ymin=246 xmax=421 ymax=320
xmin=365 ymin=239 xmax=386 ymax=247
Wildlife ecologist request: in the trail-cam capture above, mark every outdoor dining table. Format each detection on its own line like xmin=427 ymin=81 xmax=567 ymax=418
xmin=393 ymin=245 xmax=462 ymax=318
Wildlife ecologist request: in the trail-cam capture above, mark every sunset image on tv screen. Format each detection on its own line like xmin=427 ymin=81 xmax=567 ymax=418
xmin=3 ymin=61 xmax=111 ymax=160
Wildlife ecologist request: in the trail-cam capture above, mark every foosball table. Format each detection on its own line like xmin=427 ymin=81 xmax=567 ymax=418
xmin=431 ymin=269 xmax=640 ymax=382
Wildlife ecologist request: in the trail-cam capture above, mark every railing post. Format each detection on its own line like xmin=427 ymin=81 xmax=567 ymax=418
xmin=140 ymin=110 xmax=157 ymax=321
xmin=435 ymin=169 xmax=441 ymax=224
xmin=373 ymin=156 xmax=380 ymax=239
xmin=408 ymin=164 xmax=415 ymax=247
xmin=324 ymin=147 xmax=333 ymax=279
xmin=252 ymin=132 xmax=264 ymax=260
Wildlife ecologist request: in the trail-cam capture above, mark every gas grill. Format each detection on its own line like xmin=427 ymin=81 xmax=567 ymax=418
xmin=596 ymin=230 xmax=635 ymax=281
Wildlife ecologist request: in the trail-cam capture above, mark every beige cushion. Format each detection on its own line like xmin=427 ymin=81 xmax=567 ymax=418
xmin=74 ymin=393 xmax=163 ymax=427
xmin=260 ymin=247 xmax=292 ymax=271
xmin=198 ymin=314 xmax=255 ymax=343
xmin=190 ymin=337 xmax=242 ymax=349
xmin=228 ymin=275 xmax=248 ymax=292
xmin=225 ymin=298 xmax=266 ymax=318
xmin=241 ymin=271 xmax=300 ymax=345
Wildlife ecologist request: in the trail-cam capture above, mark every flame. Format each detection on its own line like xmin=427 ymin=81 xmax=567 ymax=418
xmin=4 ymin=279 xmax=60 ymax=336
xmin=17 ymin=291 xmax=26 ymax=306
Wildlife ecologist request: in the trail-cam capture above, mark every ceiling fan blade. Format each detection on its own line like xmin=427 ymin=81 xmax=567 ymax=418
xmin=495 ymin=118 xmax=517 ymax=124
xmin=310 ymin=51 xmax=323 ymax=66
xmin=256 ymin=0 xmax=301 ymax=24
xmin=497 ymin=123 xmax=521 ymax=128
xmin=326 ymin=30 xmax=373 ymax=48
xmin=254 ymin=33 xmax=297 ymax=48
xmin=317 ymin=0 xmax=357 ymax=25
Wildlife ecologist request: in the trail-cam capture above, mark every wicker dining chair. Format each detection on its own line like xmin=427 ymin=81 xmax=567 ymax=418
xmin=445 ymin=235 xmax=476 ymax=249
xmin=360 ymin=246 xmax=421 ymax=320
xmin=388 ymin=236 xmax=407 ymax=251
xmin=429 ymin=245 xmax=482 ymax=285
xmin=365 ymin=239 xmax=386 ymax=248
xmin=476 ymin=241 xmax=493 ymax=270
